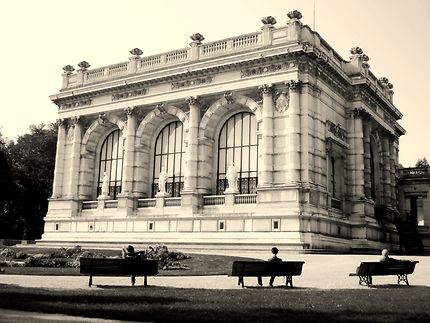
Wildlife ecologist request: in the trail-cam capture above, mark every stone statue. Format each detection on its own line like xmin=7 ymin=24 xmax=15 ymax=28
xmin=158 ymin=168 xmax=169 ymax=194
xmin=225 ymin=162 xmax=238 ymax=193
xmin=101 ymin=171 xmax=109 ymax=196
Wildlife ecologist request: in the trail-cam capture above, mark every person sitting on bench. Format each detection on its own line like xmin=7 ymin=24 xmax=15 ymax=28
xmin=122 ymin=245 xmax=136 ymax=259
xmin=379 ymin=249 xmax=399 ymax=262
xmin=257 ymin=247 xmax=283 ymax=286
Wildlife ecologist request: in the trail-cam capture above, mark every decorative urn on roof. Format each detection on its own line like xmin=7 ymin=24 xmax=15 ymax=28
xmin=261 ymin=16 xmax=277 ymax=27
xmin=62 ymin=65 xmax=75 ymax=75
xmin=129 ymin=48 xmax=143 ymax=57
xmin=287 ymin=10 xmax=302 ymax=20
xmin=190 ymin=33 xmax=205 ymax=44
xmin=77 ymin=61 xmax=90 ymax=71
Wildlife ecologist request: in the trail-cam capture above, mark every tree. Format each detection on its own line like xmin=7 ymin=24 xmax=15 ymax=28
xmin=415 ymin=157 xmax=429 ymax=168
xmin=1 ymin=123 xmax=57 ymax=240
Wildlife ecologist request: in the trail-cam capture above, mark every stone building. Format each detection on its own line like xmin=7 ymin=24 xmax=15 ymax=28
xmin=41 ymin=11 xmax=405 ymax=252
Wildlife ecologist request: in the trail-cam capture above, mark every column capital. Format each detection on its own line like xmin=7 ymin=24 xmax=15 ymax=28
xmin=97 ymin=113 xmax=107 ymax=124
xmin=56 ymin=118 xmax=66 ymax=127
xmin=287 ymin=80 xmax=302 ymax=90
xmin=258 ymin=83 xmax=274 ymax=95
xmin=186 ymin=96 xmax=199 ymax=106
xmin=70 ymin=116 xmax=80 ymax=126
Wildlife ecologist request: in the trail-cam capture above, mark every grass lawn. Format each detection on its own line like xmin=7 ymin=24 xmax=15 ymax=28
xmin=0 ymin=246 xmax=258 ymax=276
xmin=0 ymin=284 xmax=429 ymax=322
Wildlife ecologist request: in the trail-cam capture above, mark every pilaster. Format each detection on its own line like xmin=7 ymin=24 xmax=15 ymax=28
xmin=285 ymin=80 xmax=301 ymax=184
xmin=51 ymin=119 xmax=66 ymax=198
xmin=382 ymin=134 xmax=392 ymax=206
xmin=258 ymin=84 xmax=274 ymax=187
xmin=363 ymin=120 xmax=372 ymax=199
xmin=67 ymin=117 xmax=82 ymax=199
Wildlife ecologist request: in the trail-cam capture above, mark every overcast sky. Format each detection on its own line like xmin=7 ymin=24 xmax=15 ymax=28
xmin=1 ymin=0 xmax=429 ymax=167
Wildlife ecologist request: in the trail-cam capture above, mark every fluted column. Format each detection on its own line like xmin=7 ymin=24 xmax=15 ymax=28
xmin=51 ymin=119 xmax=66 ymax=198
xmin=285 ymin=80 xmax=301 ymax=183
xmin=363 ymin=121 xmax=372 ymax=199
xmin=258 ymin=84 xmax=274 ymax=186
xmin=382 ymin=135 xmax=392 ymax=205
xmin=121 ymin=107 xmax=136 ymax=194
xmin=67 ymin=117 xmax=82 ymax=198
xmin=184 ymin=96 xmax=200 ymax=191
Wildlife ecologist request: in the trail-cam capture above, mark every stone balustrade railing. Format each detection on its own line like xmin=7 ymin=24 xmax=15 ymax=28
xmin=138 ymin=198 xmax=156 ymax=208
xmin=234 ymin=194 xmax=257 ymax=204
xmin=203 ymin=195 xmax=225 ymax=206
xmin=164 ymin=197 xmax=182 ymax=207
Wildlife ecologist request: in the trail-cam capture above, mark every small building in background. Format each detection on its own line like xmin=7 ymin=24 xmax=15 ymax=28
xmin=41 ymin=11 xmax=406 ymax=253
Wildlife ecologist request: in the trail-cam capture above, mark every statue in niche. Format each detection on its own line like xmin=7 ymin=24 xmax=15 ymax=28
xmin=158 ymin=167 xmax=169 ymax=194
xmin=101 ymin=172 xmax=109 ymax=197
xmin=225 ymin=162 xmax=238 ymax=193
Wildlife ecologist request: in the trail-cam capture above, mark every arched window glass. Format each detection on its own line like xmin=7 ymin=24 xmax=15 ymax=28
xmin=152 ymin=121 xmax=184 ymax=197
xmin=217 ymin=112 xmax=258 ymax=194
xmin=97 ymin=129 xmax=124 ymax=199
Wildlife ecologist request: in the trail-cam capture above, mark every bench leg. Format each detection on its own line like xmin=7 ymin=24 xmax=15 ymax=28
xmin=397 ymin=274 xmax=409 ymax=286
xmin=285 ymin=276 xmax=293 ymax=287
xmin=144 ymin=275 xmax=148 ymax=287
xmin=131 ymin=275 xmax=136 ymax=286
xmin=257 ymin=276 xmax=263 ymax=286
xmin=358 ymin=275 xmax=372 ymax=286
xmin=238 ymin=276 xmax=244 ymax=288
xmin=89 ymin=274 xmax=93 ymax=287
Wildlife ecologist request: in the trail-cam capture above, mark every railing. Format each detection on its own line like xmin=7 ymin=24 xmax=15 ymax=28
xmin=164 ymin=197 xmax=182 ymax=207
xmin=82 ymin=201 xmax=98 ymax=210
xmin=108 ymin=62 xmax=128 ymax=76
xmin=105 ymin=200 xmax=118 ymax=209
xmin=203 ymin=195 xmax=225 ymax=206
xmin=202 ymin=41 xmax=228 ymax=56
xmin=166 ymin=49 xmax=188 ymax=63
xmin=140 ymin=55 xmax=162 ymax=69
xmin=137 ymin=198 xmax=156 ymax=208
xmin=86 ymin=68 xmax=105 ymax=81
xmin=233 ymin=33 xmax=260 ymax=49
xmin=234 ymin=194 xmax=257 ymax=204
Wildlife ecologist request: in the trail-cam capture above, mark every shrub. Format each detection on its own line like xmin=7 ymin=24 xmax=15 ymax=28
xmin=15 ymin=252 xmax=29 ymax=259
xmin=0 ymin=248 xmax=16 ymax=258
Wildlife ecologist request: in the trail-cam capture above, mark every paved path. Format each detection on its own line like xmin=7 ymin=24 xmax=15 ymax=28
xmin=1 ymin=253 xmax=429 ymax=290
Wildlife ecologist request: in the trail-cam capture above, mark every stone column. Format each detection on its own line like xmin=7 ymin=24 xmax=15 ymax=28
xmin=121 ymin=107 xmax=136 ymax=194
xmin=363 ymin=120 xmax=372 ymax=199
xmin=285 ymin=80 xmax=301 ymax=184
xmin=258 ymin=84 xmax=274 ymax=186
xmin=181 ymin=96 xmax=201 ymax=213
xmin=382 ymin=134 xmax=392 ymax=205
xmin=51 ymin=119 xmax=66 ymax=198
xmin=389 ymin=138 xmax=397 ymax=206
xmin=353 ymin=109 xmax=365 ymax=198
xmin=300 ymin=84 xmax=310 ymax=184
xmin=67 ymin=116 xmax=82 ymax=198
xmin=184 ymin=96 xmax=200 ymax=191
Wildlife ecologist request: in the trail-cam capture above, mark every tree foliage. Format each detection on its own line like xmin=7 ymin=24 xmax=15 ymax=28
xmin=415 ymin=157 xmax=429 ymax=168
xmin=0 ymin=124 xmax=57 ymax=240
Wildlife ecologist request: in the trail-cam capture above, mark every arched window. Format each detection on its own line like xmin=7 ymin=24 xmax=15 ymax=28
xmin=152 ymin=121 xmax=184 ymax=197
xmin=217 ymin=112 xmax=258 ymax=194
xmin=97 ymin=129 xmax=124 ymax=199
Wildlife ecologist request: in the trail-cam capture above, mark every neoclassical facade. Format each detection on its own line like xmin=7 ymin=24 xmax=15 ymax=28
xmin=42 ymin=11 xmax=405 ymax=252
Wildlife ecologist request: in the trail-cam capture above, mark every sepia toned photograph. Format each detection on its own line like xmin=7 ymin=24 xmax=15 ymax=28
xmin=0 ymin=0 xmax=429 ymax=322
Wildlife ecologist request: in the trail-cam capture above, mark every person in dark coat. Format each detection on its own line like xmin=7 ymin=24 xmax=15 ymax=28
xmin=257 ymin=247 xmax=283 ymax=286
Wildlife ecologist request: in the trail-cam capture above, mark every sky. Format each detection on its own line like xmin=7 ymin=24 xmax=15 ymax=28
xmin=0 ymin=0 xmax=429 ymax=167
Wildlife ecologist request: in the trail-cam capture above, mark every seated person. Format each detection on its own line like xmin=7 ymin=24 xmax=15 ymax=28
xmin=379 ymin=249 xmax=398 ymax=262
xmin=122 ymin=245 xmax=136 ymax=259
xmin=257 ymin=247 xmax=283 ymax=286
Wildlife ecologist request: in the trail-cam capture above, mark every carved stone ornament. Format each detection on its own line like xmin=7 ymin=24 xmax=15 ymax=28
xmin=224 ymin=92 xmax=235 ymax=104
xmin=124 ymin=107 xmax=134 ymax=116
xmin=62 ymin=65 xmax=75 ymax=75
xmin=287 ymin=10 xmax=302 ymax=20
xmin=379 ymin=77 xmax=389 ymax=85
xmin=258 ymin=84 xmax=273 ymax=94
xmin=190 ymin=33 xmax=205 ymax=44
xmin=186 ymin=96 xmax=198 ymax=106
xmin=129 ymin=48 xmax=143 ymax=56
xmin=261 ymin=16 xmax=277 ymax=26
xmin=56 ymin=119 xmax=65 ymax=127
xmin=98 ymin=113 xmax=107 ymax=124
xmin=156 ymin=103 xmax=166 ymax=113
xmin=70 ymin=116 xmax=80 ymax=126
xmin=350 ymin=47 xmax=363 ymax=55
xmin=112 ymin=88 xmax=147 ymax=101
xmin=287 ymin=80 xmax=301 ymax=90
xmin=326 ymin=120 xmax=347 ymax=141
xmin=275 ymin=91 xmax=289 ymax=112
xmin=172 ymin=76 xmax=213 ymax=90
xmin=77 ymin=61 xmax=90 ymax=70
xmin=387 ymin=83 xmax=393 ymax=89
xmin=361 ymin=54 xmax=369 ymax=62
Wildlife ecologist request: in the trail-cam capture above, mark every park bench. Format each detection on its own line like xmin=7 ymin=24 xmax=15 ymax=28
xmin=349 ymin=260 xmax=419 ymax=286
xmin=80 ymin=257 xmax=159 ymax=287
xmin=231 ymin=261 xmax=305 ymax=288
